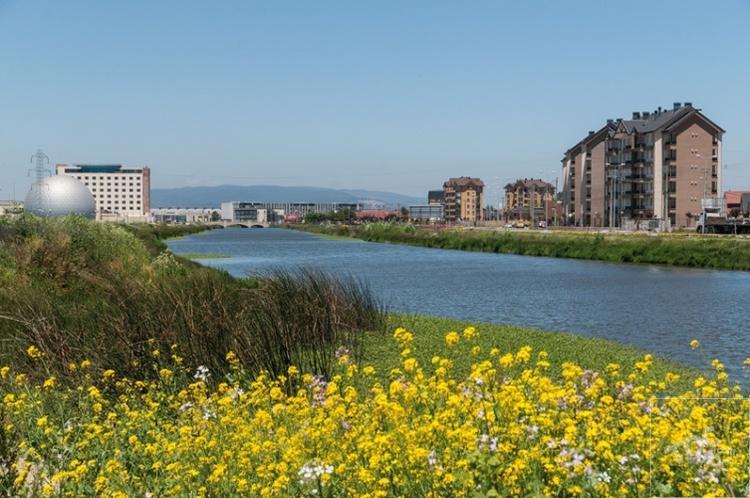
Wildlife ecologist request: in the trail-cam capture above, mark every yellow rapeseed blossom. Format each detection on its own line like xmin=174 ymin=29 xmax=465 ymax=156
xmin=3 ymin=330 xmax=748 ymax=497
xmin=444 ymin=331 xmax=460 ymax=347
xmin=26 ymin=345 xmax=43 ymax=360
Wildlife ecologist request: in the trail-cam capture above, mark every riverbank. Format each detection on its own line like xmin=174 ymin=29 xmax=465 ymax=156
xmin=289 ymin=222 xmax=750 ymax=270
xmin=4 ymin=217 xmax=745 ymax=496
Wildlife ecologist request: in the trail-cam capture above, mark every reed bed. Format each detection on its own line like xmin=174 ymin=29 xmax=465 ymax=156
xmin=0 ymin=216 xmax=384 ymax=382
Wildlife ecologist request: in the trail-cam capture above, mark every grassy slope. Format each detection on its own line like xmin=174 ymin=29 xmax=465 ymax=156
xmin=290 ymin=223 xmax=750 ymax=270
xmin=362 ymin=314 xmax=699 ymax=392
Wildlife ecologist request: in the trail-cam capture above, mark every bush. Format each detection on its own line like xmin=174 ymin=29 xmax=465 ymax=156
xmin=0 ymin=217 xmax=384 ymax=383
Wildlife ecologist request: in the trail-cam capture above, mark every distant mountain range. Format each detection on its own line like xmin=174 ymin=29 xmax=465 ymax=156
xmin=150 ymin=185 xmax=423 ymax=209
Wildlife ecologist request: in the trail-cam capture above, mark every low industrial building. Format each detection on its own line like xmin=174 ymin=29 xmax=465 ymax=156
xmin=151 ymin=208 xmax=219 ymax=224
xmin=409 ymin=204 xmax=444 ymax=223
xmin=0 ymin=201 xmax=23 ymax=217
xmin=221 ymin=201 xmax=361 ymax=223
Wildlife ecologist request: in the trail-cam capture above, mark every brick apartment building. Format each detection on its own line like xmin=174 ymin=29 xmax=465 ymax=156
xmin=561 ymin=103 xmax=724 ymax=229
xmin=443 ymin=177 xmax=484 ymax=223
xmin=504 ymin=178 xmax=555 ymax=222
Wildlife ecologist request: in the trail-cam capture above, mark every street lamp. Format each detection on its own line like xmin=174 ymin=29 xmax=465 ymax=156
xmin=696 ymin=152 xmax=712 ymax=235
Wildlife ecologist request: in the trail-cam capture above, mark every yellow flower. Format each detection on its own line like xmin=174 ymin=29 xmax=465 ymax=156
xmin=102 ymin=369 xmax=116 ymax=380
xmin=403 ymin=358 xmax=418 ymax=373
xmin=26 ymin=345 xmax=43 ymax=360
xmin=690 ymin=339 xmax=700 ymax=349
xmin=462 ymin=326 xmax=477 ymax=340
xmin=444 ymin=331 xmax=460 ymax=347
xmin=42 ymin=377 xmax=56 ymax=389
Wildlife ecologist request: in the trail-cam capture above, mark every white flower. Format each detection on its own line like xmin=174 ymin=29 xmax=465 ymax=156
xmin=194 ymin=365 xmax=211 ymax=382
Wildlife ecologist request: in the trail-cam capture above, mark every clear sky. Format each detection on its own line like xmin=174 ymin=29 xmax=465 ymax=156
xmin=1 ymin=0 xmax=749 ymax=204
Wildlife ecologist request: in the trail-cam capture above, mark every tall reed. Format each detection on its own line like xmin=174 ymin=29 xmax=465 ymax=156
xmin=0 ymin=217 xmax=384 ymax=382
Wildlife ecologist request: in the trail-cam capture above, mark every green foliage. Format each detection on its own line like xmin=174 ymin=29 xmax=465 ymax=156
xmin=0 ymin=217 xmax=384 ymax=383
xmin=291 ymin=223 xmax=750 ymax=270
xmin=302 ymin=208 xmax=355 ymax=224
xmin=365 ymin=314 xmax=699 ymax=391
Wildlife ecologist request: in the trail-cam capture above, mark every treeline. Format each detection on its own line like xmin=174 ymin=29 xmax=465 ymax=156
xmin=291 ymin=222 xmax=750 ymax=270
xmin=0 ymin=216 xmax=383 ymax=382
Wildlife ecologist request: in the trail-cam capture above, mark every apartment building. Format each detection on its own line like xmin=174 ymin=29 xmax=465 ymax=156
xmin=56 ymin=164 xmax=151 ymax=220
xmin=504 ymin=178 xmax=555 ymax=221
xmin=443 ymin=177 xmax=484 ymax=223
xmin=561 ymin=103 xmax=724 ymax=229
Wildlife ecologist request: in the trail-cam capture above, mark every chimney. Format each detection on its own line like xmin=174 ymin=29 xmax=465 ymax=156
xmin=673 ymin=102 xmax=682 ymax=110
xmin=684 ymin=101 xmax=693 ymax=108
xmin=588 ymin=130 xmax=595 ymax=136
xmin=632 ymin=112 xmax=641 ymax=120
xmin=658 ymin=106 xmax=662 ymax=113
xmin=642 ymin=111 xmax=650 ymax=119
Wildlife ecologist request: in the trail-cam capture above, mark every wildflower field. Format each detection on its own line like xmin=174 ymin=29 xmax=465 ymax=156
xmin=4 ymin=325 xmax=748 ymax=497
xmin=3 ymin=217 xmax=749 ymax=497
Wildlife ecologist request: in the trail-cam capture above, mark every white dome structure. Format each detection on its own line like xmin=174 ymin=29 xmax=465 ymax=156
xmin=24 ymin=175 xmax=96 ymax=219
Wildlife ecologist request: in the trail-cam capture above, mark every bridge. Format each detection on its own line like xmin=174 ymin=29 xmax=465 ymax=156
xmin=205 ymin=221 xmax=269 ymax=229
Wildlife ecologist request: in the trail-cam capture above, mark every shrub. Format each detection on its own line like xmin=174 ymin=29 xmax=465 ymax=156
xmin=0 ymin=217 xmax=384 ymax=382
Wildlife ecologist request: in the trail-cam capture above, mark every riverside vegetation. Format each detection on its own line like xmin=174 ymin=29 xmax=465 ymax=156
xmin=290 ymin=222 xmax=750 ymax=270
xmin=1 ymin=217 xmax=749 ymax=497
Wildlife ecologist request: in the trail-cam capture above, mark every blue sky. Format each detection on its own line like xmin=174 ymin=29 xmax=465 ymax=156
xmin=1 ymin=0 xmax=749 ymax=204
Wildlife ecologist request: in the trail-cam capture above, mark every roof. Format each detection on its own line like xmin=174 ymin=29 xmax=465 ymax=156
xmin=724 ymin=191 xmax=750 ymax=205
xmin=444 ymin=176 xmax=485 ymax=188
xmin=564 ymin=104 xmax=725 ymax=158
xmin=504 ymin=178 xmax=555 ymax=192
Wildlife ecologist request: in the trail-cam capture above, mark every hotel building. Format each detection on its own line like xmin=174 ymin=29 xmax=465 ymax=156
xmin=56 ymin=164 xmax=151 ymax=221
xmin=561 ymin=103 xmax=724 ymax=229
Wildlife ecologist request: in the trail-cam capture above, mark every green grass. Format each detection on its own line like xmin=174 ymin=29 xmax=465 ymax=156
xmin=177 ymin=252 xmax=230 ymax=259
xmin=290 ymin=223 xmax=750 ymax=271
xmin=361 ymin=314 xmax=700 ymax=392
xmin=0 ymin=217 xmax=383 ymax=383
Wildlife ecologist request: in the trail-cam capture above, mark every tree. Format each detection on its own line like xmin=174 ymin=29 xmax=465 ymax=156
xmin=210 ymin=210 xmax=221 ymax=222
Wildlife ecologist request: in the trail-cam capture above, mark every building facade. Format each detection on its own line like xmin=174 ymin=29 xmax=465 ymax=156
xmin=56 ymin=164 xmax=151 ymax=221
xmin=443 ymin=177 xmax=484 ymax=223
xmin=504 ymin=178 xmax=555 ymax=222
xmin=151 ymin=208 xmax=219 ymax=224
xmin=561 ymin=103 xmax=724 ymax=229
xmin=409 ymin=204 xmax=444 ymax=223
xmin=220 ymin=201 xmax=361 ymax=223
xmin=427 ymin=190 xmax=444 ymax=205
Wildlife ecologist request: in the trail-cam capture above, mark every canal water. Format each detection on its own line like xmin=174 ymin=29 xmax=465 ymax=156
xmin=168 ymin=228 xmax=750 ymax=376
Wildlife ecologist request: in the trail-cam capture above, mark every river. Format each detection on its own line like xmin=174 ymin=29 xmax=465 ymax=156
xmin=168 ymin=227 xmax=750 ymax=376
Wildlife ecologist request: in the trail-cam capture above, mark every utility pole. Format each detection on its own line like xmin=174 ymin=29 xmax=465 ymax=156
xmin=555 ymin=176 xmax=559 ymax=226
xmin=28 ymin=149 xmax=50 ymax=209
xmin=530 ymin=182 xmax=535 ymax=228
xmin=544 ymin=183 xmax=549 ymax=228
